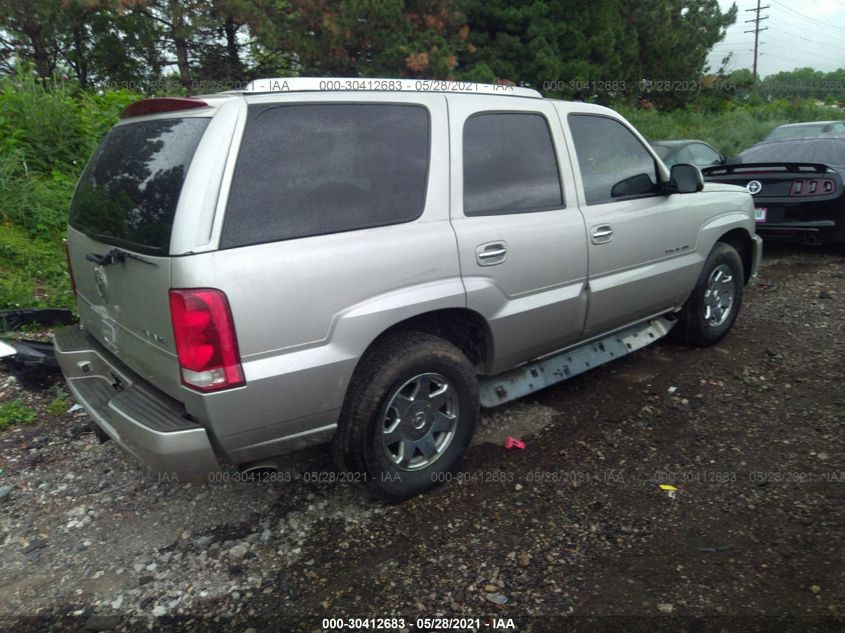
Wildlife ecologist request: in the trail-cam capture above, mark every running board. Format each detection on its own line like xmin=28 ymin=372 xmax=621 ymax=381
xmin=479 ymin=316 xmax=677 ymax=408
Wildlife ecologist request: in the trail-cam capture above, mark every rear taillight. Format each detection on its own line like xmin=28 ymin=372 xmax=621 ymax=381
xmin=169 ymin=289 xmax=245 ymax=392
xmin=63 ymin=241 xmax=77 ymax=296
xmin=790 ymin=178 xmax=836 ymax=197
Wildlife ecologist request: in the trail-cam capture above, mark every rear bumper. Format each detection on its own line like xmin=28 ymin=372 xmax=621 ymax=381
xmin=756 ymin=220 xmax=835 ymax=231
xmin=755 ymin=220 xmax=840 ymax=240
xmin=53 ymin=326 xmax=221 ymax=482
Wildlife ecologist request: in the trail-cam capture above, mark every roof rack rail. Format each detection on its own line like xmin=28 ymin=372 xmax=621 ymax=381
xmin=243 ymin=77 xmax=542 ymax=98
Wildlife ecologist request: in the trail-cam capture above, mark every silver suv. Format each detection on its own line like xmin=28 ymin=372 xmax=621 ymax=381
xmin=55 ymin=78 xmax=762 ymax=500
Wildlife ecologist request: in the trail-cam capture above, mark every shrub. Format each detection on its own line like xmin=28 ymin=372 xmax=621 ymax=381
xmin=0 ymin=73 xmax=142 ymax=310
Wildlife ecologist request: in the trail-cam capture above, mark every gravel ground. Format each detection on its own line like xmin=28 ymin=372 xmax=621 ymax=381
xmin=1 ymin=245 xmax=843 ymax=633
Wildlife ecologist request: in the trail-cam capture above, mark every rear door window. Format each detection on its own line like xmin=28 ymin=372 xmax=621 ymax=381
xmin=69 ymin=117 xmax=210 ymax=255
xmin=222 ymin=104 xmax=430 ymax=248
xmin=462 ymin=112 xmax=563 ymax=215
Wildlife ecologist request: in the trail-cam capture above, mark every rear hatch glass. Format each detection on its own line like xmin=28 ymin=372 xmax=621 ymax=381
xmin=67 ymin=116 xmax=210 ymax=400
xmin=737 ymin=139 xmax=845 ymax=169
xmin=69 ymin=117 xmax=210 ymax=255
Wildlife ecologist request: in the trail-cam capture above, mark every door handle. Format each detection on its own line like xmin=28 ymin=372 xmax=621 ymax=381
xmin=591 ymin=225 xmax=614 ymax=245
xmin=476 ymin=242 xmax=508 ymax=266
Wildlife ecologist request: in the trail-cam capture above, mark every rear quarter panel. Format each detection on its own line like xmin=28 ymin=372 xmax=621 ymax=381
xmin=172 ymin=92 xmax=463 ymax=463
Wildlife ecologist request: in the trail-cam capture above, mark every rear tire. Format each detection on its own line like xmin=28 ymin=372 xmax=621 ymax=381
xmin=333 ymin=332 xmax=479 ymax=502
xmin=674 ymin=242 xmax=744 ymax=347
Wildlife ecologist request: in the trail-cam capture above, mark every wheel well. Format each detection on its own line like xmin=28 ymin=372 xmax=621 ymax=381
xmin=718 ymin=229 xmax=753 ymax=284
xmin=377 ymin=309 xmax=493 ymax=373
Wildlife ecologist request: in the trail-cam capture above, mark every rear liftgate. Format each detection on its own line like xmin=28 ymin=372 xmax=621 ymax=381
xmin=480 ymin=316 xmax=676 ymax=408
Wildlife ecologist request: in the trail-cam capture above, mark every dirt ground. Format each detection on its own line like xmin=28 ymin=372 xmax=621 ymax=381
xmin=0 ymin=244 xmax=843 ymax=633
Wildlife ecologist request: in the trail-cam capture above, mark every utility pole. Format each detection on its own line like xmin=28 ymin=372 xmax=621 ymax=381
xmin=745 ymin=0 xmax=769 ymax=83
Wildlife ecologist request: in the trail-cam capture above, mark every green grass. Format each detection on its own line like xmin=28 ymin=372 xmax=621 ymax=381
xmin=47 ymin=389 xmax=70 ymax=417
xmin=0 ymin=398 xmax=37 ymax=429
xmin=0 ymin=73 xmax=140 ymax=312
xmin=0 ymin=224 xmax=74 ymax=309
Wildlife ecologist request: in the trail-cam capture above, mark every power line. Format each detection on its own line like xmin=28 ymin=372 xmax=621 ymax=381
xmin=762 ymin=51 xmax=845 ymax=65
xmin=771 ymin=0 xmax=845 ymax=31
xmin=763 ymin=26 xmax=845 ymax=60
xmin=766 ymin=24 xmax=845 ymax=50
xmin=711 ymin=45 xmax=845 ymax=67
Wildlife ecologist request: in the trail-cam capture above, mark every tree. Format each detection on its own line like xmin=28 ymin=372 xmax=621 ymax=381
xmin=458 ymin=0 xmax=640 ymax=101
xmin=632 ymin=0 xmax=737 ymax=107
xmin=255 ymin=0 xmax=472 ymax=79
xmin=760 ymin=67 xmax=845 ymax=103
xmin=0 ymin=0 xmax=166 ymax=90
xmin=0 ymin=0 xmax=65 ymax=78
xmin=60 ymin=1 xmax=165 ymax=89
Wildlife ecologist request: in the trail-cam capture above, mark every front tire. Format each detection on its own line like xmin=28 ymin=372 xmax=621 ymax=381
xmin=675 ymin=242 xmax=744 ymax=347
xmin=333 ymin=332 xmax=479 ymax=502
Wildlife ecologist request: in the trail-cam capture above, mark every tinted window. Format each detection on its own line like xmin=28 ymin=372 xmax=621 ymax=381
xmin=568 ymin=115 xmax=659 ymax=205
xmin=690 ymin=143 xmax=721 ymax=166
xmin=68 ymin=118 xmax=209 ymax=254
xmin=222 ymin=104 xmax=429 ymax=248
xmin=463 ymin=113 xmax=563 ymax=215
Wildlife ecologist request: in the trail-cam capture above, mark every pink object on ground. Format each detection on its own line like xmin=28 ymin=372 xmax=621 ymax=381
xmin=504 ymin=436 xmax=526 ymax=450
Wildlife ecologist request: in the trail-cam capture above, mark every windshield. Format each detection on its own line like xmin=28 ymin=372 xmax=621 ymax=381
xmin=68 ymin=117 xmax=210 ymax=255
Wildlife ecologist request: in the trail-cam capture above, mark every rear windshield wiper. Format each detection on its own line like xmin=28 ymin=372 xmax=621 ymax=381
xmin=86 ymin=248 xmax=157 ymax=267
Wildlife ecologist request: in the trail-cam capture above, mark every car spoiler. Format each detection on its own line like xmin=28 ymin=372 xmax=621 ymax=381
xmin=702 ymin=162 xmax=834 ymax=177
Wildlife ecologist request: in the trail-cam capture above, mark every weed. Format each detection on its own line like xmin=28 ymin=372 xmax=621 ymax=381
xmin=48 ymin=390 xmax=70 ymax=417
xmin=0 ymin=398 xmax=38 ymax=429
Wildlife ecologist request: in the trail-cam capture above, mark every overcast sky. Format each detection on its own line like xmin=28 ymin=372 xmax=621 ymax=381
xmin=707 ymin=0 xmax=845 ymax=76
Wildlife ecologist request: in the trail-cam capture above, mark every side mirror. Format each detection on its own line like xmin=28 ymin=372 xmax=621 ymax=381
xmin=666 ymin=163 xmax=704 ymax=194
xmin=611 ymin=172 xmax=656 ymax=198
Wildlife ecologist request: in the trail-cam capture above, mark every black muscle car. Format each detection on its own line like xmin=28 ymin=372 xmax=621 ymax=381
xmin=703 ymin=137 xmax=845 ymax=245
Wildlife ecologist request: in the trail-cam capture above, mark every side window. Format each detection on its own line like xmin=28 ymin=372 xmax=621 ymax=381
xmin=463 ymin=113 xmax=563 ymax=215
xmin=690 ymin=143 xmax=721 ymax=166
xmin=568 ymin=114 xmax=659 ymax=205
xmin=222 ymin=104 xmax=430 ymax=248
xmin=833 ymin=122 xmax=845 ymax=133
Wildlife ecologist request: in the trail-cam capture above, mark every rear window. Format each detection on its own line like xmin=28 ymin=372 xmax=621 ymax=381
xmin=737 ymin=139 xmax=845 ymax=168
xmin=68 ymin=118 xmax=209 ymax=255
xmin=221 ymin=104 xmax=430 ymax=248
xmin=765 ymin=125 xmax=828 ymax=141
